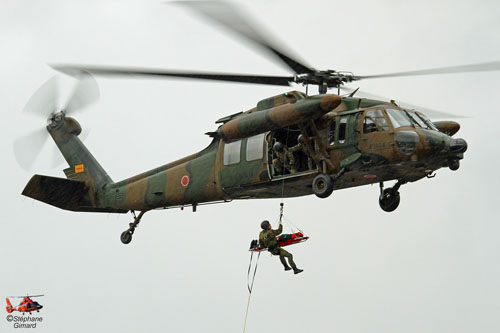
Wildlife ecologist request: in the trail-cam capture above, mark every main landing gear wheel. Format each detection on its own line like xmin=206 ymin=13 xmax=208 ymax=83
xmin=313 ymin=174 xmax=334 ymax=198
xmin=120 ymin=211 xmax=146 ymax=244
xmin=379 ymin=188 xmax=400 ymax=212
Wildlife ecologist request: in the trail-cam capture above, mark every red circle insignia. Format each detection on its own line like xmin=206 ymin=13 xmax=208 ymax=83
xmin=181 ymin=175 xmax=189 ymax=187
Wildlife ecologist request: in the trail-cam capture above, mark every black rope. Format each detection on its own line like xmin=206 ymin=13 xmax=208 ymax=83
xmin=246 ymin=252 xmax=261 ymax=293
xmin=243 ymin=251 xmax=261 ymax=333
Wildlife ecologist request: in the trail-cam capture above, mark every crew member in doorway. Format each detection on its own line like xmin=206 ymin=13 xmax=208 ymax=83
xmin=289 ymin=134 xmax=312 ymax=171
xmin=259 ymin=220 xmax=303 ymax=274
xmin=272 ymin=142 xmax=296 ymax=175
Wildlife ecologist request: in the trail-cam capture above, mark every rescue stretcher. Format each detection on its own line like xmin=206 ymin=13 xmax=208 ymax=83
xmin=249 ymin=232 xmax=309 ymax=252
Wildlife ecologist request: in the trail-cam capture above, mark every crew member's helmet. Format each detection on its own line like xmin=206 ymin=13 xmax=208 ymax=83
xmin=261 ymin=220 xmax=271 ymax=230
xmin=273 ymin=142 xmax=284 ymax=152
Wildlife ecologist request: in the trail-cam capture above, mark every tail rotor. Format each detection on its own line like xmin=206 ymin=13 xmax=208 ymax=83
xmin=13 ymin=73 xmax=100 ymax=170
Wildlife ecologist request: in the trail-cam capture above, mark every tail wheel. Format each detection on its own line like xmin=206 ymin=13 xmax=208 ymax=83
xmin=312 ymin=174 xmax=334 ymax=198
xmin=120 ymin=230 xmax=133 ymax=244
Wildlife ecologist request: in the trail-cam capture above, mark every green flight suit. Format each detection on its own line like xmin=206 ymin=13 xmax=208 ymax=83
xmin=273 ymin=149 xmax=296 ymax=175
xmin=289 ymin=142 xmax=312 ymax=170
xmin=259 ymin=224 xmax=298 ymax=270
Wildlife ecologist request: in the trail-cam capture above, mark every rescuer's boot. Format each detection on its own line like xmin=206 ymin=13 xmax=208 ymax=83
xmin=294 ymin=268 xmax=304 ymax=275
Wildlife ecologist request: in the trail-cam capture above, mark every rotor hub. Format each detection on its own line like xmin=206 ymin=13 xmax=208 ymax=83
xmin=47 ymin=110 xmax=65 ymax=127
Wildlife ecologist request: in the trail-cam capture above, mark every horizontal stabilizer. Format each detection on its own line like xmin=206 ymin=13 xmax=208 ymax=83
xmin=22 ymin=175 xmax=127 ymax=213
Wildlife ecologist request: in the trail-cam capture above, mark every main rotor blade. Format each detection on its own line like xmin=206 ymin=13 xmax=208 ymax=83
xmin=23 ymin=76 xmax=59 ymax=118
xmin=63 ymin=73 xmax=100 ymax=115
xmin=357 ymin=61 xmax=500 ymax=80
xmin=171 ymin=1 xmax=314 ymax=75
xmin=340 ymin=87 xmax=466 ymax=119
xmin=13 ymin=128 xmax=49 ymax=170
xmin=52 ymin=64 xmax=294 ymax=86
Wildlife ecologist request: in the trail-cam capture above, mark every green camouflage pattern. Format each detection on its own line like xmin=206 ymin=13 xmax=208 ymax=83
xmin=22 ymin=91 xmax=467 ymax=214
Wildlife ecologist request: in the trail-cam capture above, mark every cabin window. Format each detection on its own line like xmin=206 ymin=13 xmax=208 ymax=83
xmin=364 ymin=109 xmax=389 ymax=133
xmin=338 ymin=117 xmax=348 ymax=144
xmin=223 ymin=140 xmax=241 ymax=165
xmin=246 ymin=133 xmax=265 ymax=161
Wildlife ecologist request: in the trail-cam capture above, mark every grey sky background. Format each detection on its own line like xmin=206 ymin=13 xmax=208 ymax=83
xmin=1 ymin=0 xmax=499 ymax=332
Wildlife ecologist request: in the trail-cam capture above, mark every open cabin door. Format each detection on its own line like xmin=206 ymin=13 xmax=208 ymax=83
xmin=268 ymin=126 xmax=318 ymax=179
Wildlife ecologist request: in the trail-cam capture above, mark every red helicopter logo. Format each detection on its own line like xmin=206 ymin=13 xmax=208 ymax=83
xmin=5 ymin=295 xmax=44 ymax=315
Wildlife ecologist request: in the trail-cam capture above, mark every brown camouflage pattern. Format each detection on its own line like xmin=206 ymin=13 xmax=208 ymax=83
xmin=22 ymin=92 xmax=466 ymax=214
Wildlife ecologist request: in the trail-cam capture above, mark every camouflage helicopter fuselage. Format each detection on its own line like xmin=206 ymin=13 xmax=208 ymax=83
xmin=22 ymin=91 xmax=467 ymax=241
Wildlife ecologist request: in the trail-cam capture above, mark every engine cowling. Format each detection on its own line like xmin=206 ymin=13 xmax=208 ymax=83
xmin=218 ymin=94 xmax=341 ymax=141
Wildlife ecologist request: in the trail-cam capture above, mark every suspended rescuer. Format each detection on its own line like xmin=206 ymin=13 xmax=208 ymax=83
xmin=259 ymin=220 xmax=303 ymax=274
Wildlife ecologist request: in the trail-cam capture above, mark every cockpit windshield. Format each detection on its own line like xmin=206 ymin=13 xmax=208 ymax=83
xmin=407 ymin=111 xmax=428 ymax=128
xmin=415 ymin=111 xmax=438 ymax=131
xmin=386 ymin=108 xmax=416 ymax=128
xmin=385 ymin=108 xmax=438 ymax=131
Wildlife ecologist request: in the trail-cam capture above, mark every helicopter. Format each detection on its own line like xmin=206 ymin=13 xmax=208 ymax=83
xmin=5 ymin=295 xmax=44 ymax=315
xmin=15 ymin=1 xmax=499 ymax=245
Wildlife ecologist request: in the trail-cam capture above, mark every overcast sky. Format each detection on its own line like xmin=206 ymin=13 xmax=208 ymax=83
xmin=1 ymin=0 xmax=500 ymax=332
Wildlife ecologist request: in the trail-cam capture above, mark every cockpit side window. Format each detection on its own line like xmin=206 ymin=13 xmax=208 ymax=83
xmin=338 ymin=117 xmax=348 ymax=144
xmin=363 ymin=109 xmax=389 ymax=133
xmin=328 ymin=119 xmax=336 ymax=145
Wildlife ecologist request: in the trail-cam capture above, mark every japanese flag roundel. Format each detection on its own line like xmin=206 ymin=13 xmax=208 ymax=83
xmin=181 ymin=175 xmax=189 ymax=187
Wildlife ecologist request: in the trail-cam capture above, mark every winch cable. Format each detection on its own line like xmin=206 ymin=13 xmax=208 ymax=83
xmin=279 ymin=127 xmax=291 ymax=201
xmin=244 ymin=127 xmax=290 ymax=333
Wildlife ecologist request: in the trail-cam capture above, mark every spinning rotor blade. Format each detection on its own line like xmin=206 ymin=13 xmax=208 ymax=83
xmin=7 ymin=295 xmax=45 ymax=298
xmin=340 ymin=87 xmax=466 ymax=119
xmin=52 ymin=64 xmax=294 ymax=86
xmin=357 ymin=61 xmax=500 ymax=80
xmin=63 ymin=73 xmax=100 ymax=115
xmin=171 ymin=1 xmax=314 ymax=74
xmin=14 ymin=74 xmax=100 ymax=170
xmin=13 ymin=128 xmax=49 ymax=170
xmin=23 ymin=76 xmax=59 ymax=118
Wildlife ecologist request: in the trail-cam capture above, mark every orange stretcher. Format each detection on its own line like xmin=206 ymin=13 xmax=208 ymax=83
xmin=249 ymin=232 xmax=309 ymax=252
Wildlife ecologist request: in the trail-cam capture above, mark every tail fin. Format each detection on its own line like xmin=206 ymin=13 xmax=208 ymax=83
xmin=21 ymin=115 xmax=129 ymax=213
xmin=6 ymin=298 xmax=14 ymax=313
xmin=48 ymin=116 xmax=113 ymax=191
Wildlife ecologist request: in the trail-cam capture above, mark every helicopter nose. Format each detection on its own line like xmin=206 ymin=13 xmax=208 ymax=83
xmin=449 ymin=138 xmax=468 ymax=153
